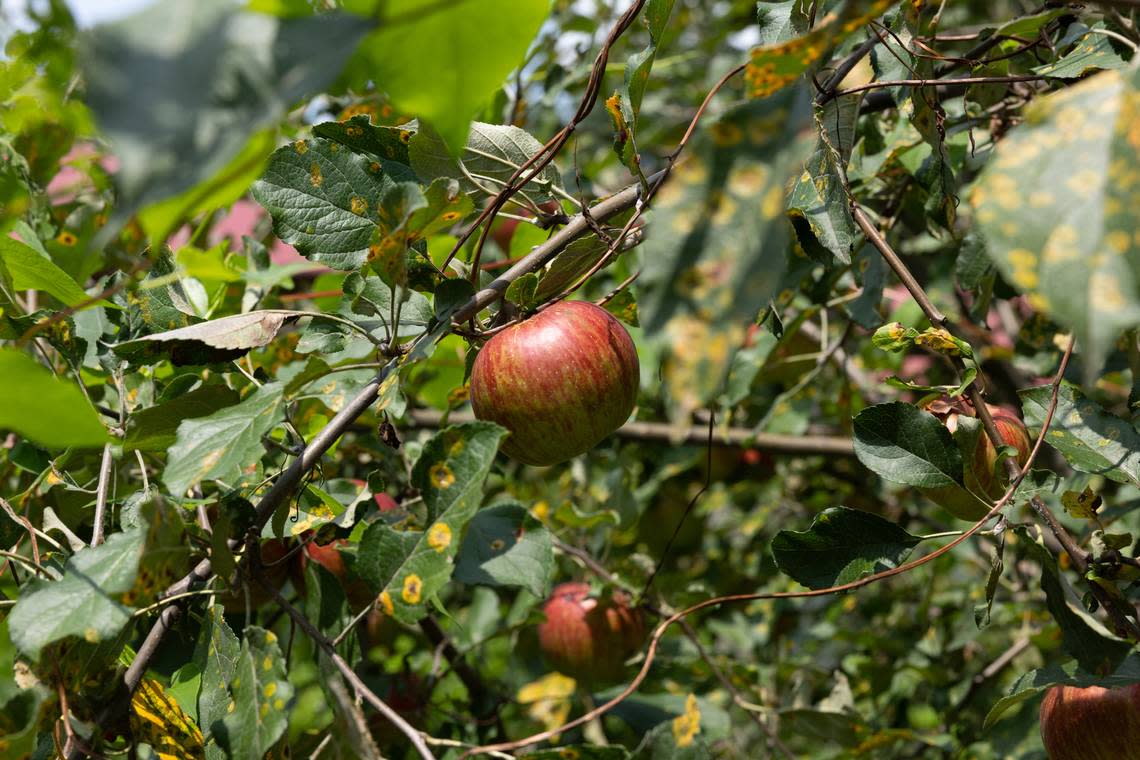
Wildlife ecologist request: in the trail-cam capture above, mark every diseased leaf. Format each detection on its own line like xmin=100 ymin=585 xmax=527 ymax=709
xmin=454 ymin=502 xmax=554 ymax=598
xmin=312 ymin=115 xmax=412 ymax=165
xmin=216 ymin=627 xmax=293 ymax=758
xmin=639 ymin=91 xmax=809 ymax=424
xmin=194 ymin=605 xmax=241 ymax=750
xmin=356 ymin=422 xmax=506 ymax=623
xmin=745 ymin=1 xmax=894 ymax=98
xmin=772 ymin=507 xmax=922 ymax=590
xmin=1020 ymin=382 xmax=1140 ymax=487
xmin=252 ymin=137 xmax=416 ymax=271
xmin=607 ymin=0 xmax=676 ymax=179
xmin=971 ymin=67 xmax=1140 ymax=380
xmin=112 ymin=310 xmax=288 ymax=366
xmin=163 ymin=382 xmax=284 ymax=497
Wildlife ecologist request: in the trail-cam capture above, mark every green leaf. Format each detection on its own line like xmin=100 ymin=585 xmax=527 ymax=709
xmin=504 ymin=272 xmax=540 ymax=310
xmin=0 ymin=349 xmax=108 ymax=448
xmin=789 ymin=70 xmax=867 ymax=264
xmin=356 ymin=422 xmax=506 ymax=623
xmin=1015 ymin=525 xmax=1132 ymax=676
xmin=974 ymin=535 xmax=1005 ymax=629
xmin=853 ymin=402 xmax=963 ymax=488
xmin=454 ymin=502 xmax=553 ymax=598
xmin=1020 ymin=382 xmax=1140 ymax=488
xmin=1031 ymin=24 xmax=1128 ymax=79
xmin=8 ymin=528 xmax=144 ymax=660
xmin=163 ymin=382 xmax=284 ymax=497
xmin=0 ymin=236 xmax=89 ymax=306
xmin=357 ymin=0 xmax=549 ymax=153
xmin=251 ymin=137 xmax=415 ymax=271
xmin=409 ymin=122 xmax=562 ymax=199
xmin=771 ymin=507 xmax=923 ymax=590
xmin=112 ymin=310 xmax=288 ymax=366
xmin=83 ymin=0 xmax=370 ymax=217
xmin=216 ymin=627 xmax=293 ymax=758
xmin=534 ymin=234 xmax=611 ymax=302
xmin=971 ymin=67 xmax=1140 ymax=380
xmin=606 ymin=0 xmax=676 ymax=179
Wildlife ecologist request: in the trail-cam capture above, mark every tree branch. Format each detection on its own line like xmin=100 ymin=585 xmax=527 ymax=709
xmin=397 ymin=409 xmax=855 ymax=456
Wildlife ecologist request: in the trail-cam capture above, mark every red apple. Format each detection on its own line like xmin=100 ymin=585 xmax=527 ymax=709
xmin=374 ymin=491 xmax=399 ymax=512
xmin=920 ymin=401 xmax=1031 ymax=521
xmin=298 ymin=537 xmax=376 ymax=611
xmin=470 ymin=300 xmax=639 ymax=466
xmin=1039 ymin=683 xmax=1140 ymax=759
xmin=537 ymin=582 xmax=646 ymax=684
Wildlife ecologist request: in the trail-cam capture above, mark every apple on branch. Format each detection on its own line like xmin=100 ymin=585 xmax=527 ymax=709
xmin=470 ymin=300 xmax=639 ymax=466
xmin=1039 ymin=683 xmax=1140 ymax=760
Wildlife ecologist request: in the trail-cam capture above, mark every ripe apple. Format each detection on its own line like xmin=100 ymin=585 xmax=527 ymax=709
xmin=537 ymin=582 xmax=646 ymax=684
xmin=921 ymin=402 xmax=1031 ymax=521
xmin=470 ymin=300 xmax=639 ymax=466
xmin=1039 ymin=683 xmax=1140 ymax=759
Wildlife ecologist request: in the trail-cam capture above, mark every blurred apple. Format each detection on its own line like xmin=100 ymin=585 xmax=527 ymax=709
xmin=1039 ymin=683 xmax=1140 ymax=760
xmin=921 ymin=401 xmax=1031 ymax=520
xmin=537 ymin=582 xmax=646 ymax=684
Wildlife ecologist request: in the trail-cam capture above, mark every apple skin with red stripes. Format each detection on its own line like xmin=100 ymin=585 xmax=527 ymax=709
xmin=537 ymin=582 xmax=646 ymax=684
xmin=1039 ymin=683 xmax=1140 ymax=760
xmin=470 ymin=300 xmax=639 ymax=466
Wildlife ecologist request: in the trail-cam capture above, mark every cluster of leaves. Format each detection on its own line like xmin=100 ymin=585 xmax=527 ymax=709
xmin=1 ymin=0 xmax=1140 ymax=759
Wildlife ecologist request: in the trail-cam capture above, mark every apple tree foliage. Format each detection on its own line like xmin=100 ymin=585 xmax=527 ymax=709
xmin=1 ymin=0 xmax=1140 ymax=757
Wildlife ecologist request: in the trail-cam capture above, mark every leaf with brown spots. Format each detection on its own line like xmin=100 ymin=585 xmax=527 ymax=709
xmin=971 ymin=68 xmax=1140 ymax=381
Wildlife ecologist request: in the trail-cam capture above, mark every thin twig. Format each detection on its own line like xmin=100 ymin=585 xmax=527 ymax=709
xmin=834 ymin=74 xmax=1051 ymax=98
xmin=253 ymin=571 xmax=437 ymax=760
xmin=92 ymin=443 xmax=113 ymax=546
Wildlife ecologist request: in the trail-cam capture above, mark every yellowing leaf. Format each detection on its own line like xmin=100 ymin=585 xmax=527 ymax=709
xmin=517 ymin=672 xmax=577 ymax=735
xmin=130 ymin=678 xmax=204 ymax=759
xmin=671 ymin=693 xmax=701 ymax=747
